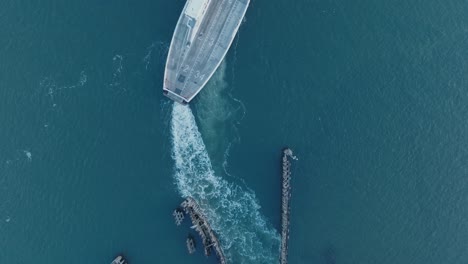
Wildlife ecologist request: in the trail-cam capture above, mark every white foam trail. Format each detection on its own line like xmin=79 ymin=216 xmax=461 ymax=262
xmin=142 ymin=41 xmax=169 ymax=70
xmin=57 ymin=70 xmax=88 ymax=90
xmin=110 ymin=54 xmax=124 ymax=88
xmin=171 ymin=103 xmax=280 ymax=263
xmin=142 ymin=43 xmax=156 ymax=70
xmin=78 ymin=70 xmax=87 ymax=86
xmin=23 ymin=150 xmax=32 ymax=161
xmin=40 ymin=70 xmax=88 ymax=108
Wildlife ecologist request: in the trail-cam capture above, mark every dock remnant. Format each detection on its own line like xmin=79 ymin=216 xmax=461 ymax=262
xmin=111 ymin=255 xmax=127 ymax=264
xmin=280 ymin=148 xmax=296 ymax=264
xmin=181 ymin=198 xmax=226 ymax=264
xmin=186 ymin=234 xmax=196 ymax=254
xmin=173 ymin=208 xmax=185 ymax=226
xmin=174 ymin=197 xmax=227 ymax=264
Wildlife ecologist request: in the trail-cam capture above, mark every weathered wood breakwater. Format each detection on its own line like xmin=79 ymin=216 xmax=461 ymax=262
xmin=280 ymin=148 xmax=296 ymax=264
xmin=173 ymin=197 xmax=227 ymax=264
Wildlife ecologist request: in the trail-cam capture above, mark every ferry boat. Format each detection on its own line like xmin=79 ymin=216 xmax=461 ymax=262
xmin=163 ymin=0 xmax=250 ymax=104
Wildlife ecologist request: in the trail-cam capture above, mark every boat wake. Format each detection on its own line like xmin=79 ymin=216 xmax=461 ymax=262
xmin=170 ymin=103 xmax=280 ymax=263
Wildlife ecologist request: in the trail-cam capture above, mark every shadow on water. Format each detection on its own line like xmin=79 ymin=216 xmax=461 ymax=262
xmin=194 ymin=62 xmax=235 ymax=151
xmin=192 ymin=60 xmax=245 ymax=177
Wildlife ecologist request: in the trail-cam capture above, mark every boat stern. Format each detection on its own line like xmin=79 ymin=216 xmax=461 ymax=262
xmin=163 ymin=89 xmax=188 ymax=105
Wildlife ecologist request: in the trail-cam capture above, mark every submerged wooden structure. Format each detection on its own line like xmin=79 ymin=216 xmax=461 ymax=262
xmin=173 ymin=197 xmax=227 ymax=264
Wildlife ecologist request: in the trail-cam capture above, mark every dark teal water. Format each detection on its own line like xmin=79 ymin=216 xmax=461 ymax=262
xmin=2 ymin=0 xmax=468 ymax=263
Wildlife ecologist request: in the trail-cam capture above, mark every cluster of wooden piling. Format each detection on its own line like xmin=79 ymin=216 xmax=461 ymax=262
xmin=280 ymin=148 xmax=295 ymax=264
xmin=186 ymin=234 xmax=196 ymax=254
xmin=173 ymin=209 xmax=185 ymax=226
xmin=173 ymin=197 xmax=227 ymax=264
